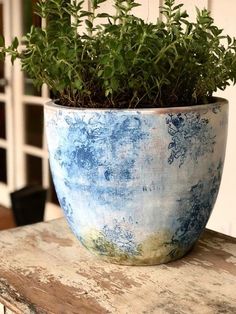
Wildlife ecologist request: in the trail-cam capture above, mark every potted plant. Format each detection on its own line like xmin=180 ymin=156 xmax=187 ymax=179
xmin=1 ymin=0 xmax=235 ymax=265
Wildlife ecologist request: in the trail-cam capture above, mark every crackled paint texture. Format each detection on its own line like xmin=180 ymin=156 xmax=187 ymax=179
xmin=45 ymin=99 xmax=228 ymax=265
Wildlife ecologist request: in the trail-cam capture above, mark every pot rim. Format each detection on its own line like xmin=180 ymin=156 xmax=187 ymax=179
xmin=44 ymin=96 xmax=228 ymax=114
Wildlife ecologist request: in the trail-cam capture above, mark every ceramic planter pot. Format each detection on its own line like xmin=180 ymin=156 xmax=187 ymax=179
xmin=44 ymin=98 xmax=228 ymax=265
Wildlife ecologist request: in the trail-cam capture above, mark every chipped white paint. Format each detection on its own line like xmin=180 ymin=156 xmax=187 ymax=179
xmin=0 ymin=219 xmax=235 ymax=313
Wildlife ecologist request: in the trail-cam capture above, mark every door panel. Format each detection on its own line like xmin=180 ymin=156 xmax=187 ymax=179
xmin=0 ymin=0 xmax=60 ymax=215
xmin=0 ymin=0 xmax=14 ymax=207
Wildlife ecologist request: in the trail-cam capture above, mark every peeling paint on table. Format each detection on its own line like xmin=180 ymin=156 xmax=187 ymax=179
xmin=0 ymin=218 xmax=235 ymax=314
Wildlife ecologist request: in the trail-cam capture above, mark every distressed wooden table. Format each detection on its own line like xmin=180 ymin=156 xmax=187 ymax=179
xmin=0 ymin=218 xmax=235 ymax=314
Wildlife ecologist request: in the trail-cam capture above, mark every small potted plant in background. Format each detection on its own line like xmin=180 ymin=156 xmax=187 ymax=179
xmin=1 ymin=0 xmax=235 ymax=265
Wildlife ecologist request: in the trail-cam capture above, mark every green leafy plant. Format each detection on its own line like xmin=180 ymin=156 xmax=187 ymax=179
xmin=1 ymin=0 xmax=236 ymax=108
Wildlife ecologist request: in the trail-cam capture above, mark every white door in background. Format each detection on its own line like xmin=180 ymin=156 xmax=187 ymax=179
xmin=0 ymin=0 xmax=14 ymax=206
xmin=0 ymin=0 xmax=62 ymax=220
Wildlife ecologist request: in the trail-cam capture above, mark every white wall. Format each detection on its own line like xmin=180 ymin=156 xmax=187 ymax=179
xmin=206 ymin=0 xmax=236 ymax=237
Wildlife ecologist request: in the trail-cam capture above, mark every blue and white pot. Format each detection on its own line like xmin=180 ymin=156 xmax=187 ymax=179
xmin=44 ymin=98 xmax=228 ymax=265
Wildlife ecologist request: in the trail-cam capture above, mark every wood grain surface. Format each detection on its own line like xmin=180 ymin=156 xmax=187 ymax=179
xmin=0 ymin=206 xmax=15 ymax=231
xmin=0 ymin=218 xmax=235 ymax=314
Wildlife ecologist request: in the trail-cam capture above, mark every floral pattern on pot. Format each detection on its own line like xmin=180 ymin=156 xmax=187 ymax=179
xmin=167 ymin=160 xmax=223 ymax=259
xmin=44 ymin=98 xmax=228 ymax=265
xmin=166 ymin=112 xmax=216 ymax=167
